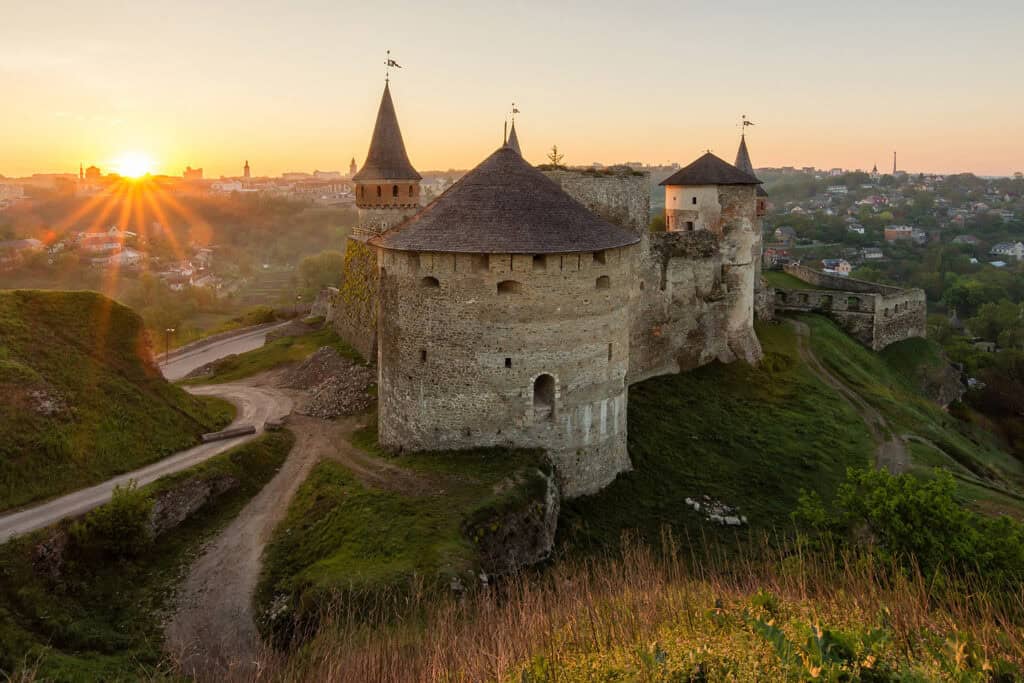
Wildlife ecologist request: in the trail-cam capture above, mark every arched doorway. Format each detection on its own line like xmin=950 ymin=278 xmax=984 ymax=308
xmin=533 ymin=374 xmax=555 ymax=419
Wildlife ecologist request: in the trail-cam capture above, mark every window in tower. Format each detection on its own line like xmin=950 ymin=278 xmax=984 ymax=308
xmin=408 ymin=185 xmax=414 ymax=197
xmin=392 ymin=185 xmax=399 ymax=197
xmin=692 ymin=196 xmax=697 ymax=205
xmin=377 ymin=185 xmax=382 ymax=197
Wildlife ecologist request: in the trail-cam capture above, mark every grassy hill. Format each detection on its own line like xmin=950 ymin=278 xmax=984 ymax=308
xmin=0 ymin=290 xmax=233 ymax=511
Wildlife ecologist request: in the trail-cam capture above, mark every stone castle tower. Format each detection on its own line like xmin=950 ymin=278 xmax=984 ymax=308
xmin=333 ymin=84 xmax=764 ymax=498
xmin=352 ymin=83 xmax=422 ymax=236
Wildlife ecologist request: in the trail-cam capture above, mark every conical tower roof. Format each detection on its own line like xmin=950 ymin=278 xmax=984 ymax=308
xmin=371 ymin=146 xmax=639 ymax=254
xmin=734 ymin=135 xmax=768 ymax=197
xmin=660 ymin=152 xmax=761 ymax=187
xmin=506 ymin=121 xmax=522 ymax=156
xmin=353 ymin=83 xmax=421 ymax=182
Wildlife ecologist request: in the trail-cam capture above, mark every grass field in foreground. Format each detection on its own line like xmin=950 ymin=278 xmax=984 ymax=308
xmin=0 ymin=431 xmax=294 ymax=682
xmin=0 ymin=290 xmax=234 ymax=512
xmin=182 ymin=327 xmax=363 ymax=384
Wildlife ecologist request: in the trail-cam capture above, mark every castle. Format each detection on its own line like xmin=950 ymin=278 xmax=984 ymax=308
xmin=334 ymin=83 xmax=765 ymax=497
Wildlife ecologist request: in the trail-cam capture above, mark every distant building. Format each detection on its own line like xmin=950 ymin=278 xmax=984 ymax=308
xmin=990 ymin=242 xmax=1024 ymax=260
xmin=952 ymin=234 xmax=980 ymax=246
xmin=822 ymin=258 xmax=852 ymax=276
xmin=183 ymin=166 xmax=203 ymax=180
xmin=826 ymin=185 xmax=848 ymax=194
xmin=243 ymin=160 xmax=250 ymax=179
xmin=313 ymin=170 xmax=343 ymax=180
xmin=84 ymin=165 xmax=102 ymax=181
xmin=349 ymin=157 xmax=358 ymax=178
xmin=773 ymin=226 xmax=797 ymax=244
xmin=862 ymin=247 xmax=884 ymax=260
xmin=847 ymin=224 xmax=865 ymax=235
xmin=884 ymin=225 xmax=914 ymax=242
xmin=211 ymin=180 xmax=243 ymax=193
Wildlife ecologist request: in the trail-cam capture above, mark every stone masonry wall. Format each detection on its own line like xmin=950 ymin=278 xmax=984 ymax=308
xmin=541 ymin=168 xmax=651 ymax=234
xmin=627 ymin=185 xmax=763 ymax=383
xmin=774 ymin=266 xmax=927 ymax=350
xmin=332 ymin=237 xmax=379 ymax=362
xmin=376 ymin=245 xmax=636 ymax=498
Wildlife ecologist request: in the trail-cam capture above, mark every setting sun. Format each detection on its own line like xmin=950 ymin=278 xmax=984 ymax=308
xmin=112 ymin=151 xmax=155 ymax=179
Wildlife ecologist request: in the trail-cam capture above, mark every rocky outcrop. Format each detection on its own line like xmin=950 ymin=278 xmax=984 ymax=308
xmin=149 ymin=475 xmax=239 ymax=536
xmin=463 ymin=465 xmax=560 ymax=576
xmin=919 ymin=362 xmax=966 ymax=408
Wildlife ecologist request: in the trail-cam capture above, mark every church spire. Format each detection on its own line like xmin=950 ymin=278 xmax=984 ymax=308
xmin=353 ymin=82 xmax=420 ymax=182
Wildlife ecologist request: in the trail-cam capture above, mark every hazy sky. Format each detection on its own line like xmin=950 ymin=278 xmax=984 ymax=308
xmin=2 ymin=0 xmax=1022 ymax=178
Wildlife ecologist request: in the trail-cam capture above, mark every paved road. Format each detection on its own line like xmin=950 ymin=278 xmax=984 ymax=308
xmin=0 ymin=383 xmax=293 ymax=543
xmin=160 ymin=322 xmax=291 ymax=381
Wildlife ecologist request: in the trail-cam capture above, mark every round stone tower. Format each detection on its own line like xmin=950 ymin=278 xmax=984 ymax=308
xmin=369 ymin=144 xmax=641 ymax=497
xmin=353 ymin=82 xmax=422 ymax=235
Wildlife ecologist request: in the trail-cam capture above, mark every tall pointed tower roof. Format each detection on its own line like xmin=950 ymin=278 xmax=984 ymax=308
xmin=734 ymin=134 xmax=768 ymax=197
xmin=505 ymin=120 xmax=522 ymax=156
xmin=353 ymin=82 xmax=421 ymax=182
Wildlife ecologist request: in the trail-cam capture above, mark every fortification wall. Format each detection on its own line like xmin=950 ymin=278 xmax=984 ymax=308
xmin=773 ymin=271 xmax=926 ymax=350
xmin=331 ymin=237 xmax=379 ymax=361
xmin=783 ymin=263 xmax=903 ymax=296
xmin=627 ymin=185 xmax=763 ymax=382
xmin=376 ymin=244 xmax=637 ymax=498
xmin=541 ymin=168 xmax=651 ymax=234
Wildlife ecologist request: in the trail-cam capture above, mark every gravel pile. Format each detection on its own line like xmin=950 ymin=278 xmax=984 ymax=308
xmin=283 ymin=347 xmax=375 ymax=419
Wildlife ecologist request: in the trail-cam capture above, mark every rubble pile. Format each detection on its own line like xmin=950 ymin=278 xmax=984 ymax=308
xmin=283 ymin=347 xmax=375 ymax=419
xmin=685 ymin=495 xmax=748 ymax=526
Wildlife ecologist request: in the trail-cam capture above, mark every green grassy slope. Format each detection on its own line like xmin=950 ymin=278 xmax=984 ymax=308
xmin=181 ymin=327 xmax=364 ymax=385
xmin=560 ymin=321 xmax=874 ymax=552
xmin=256 ymin=425 xmax=548 ymax=644
xmin=0 ymin=431 xmax=294 ymax=682
xmin=0 ymin=290 xmax=233 ymax=511
xmin=800 ymin=314 xmax=1024 ymax=513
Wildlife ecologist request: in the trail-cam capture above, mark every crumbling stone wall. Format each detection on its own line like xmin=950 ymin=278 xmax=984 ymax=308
xmin=332 ymin=237 xmax=379 ymax=361
xmin=627 ymin=185 xmax=763 ymax=383
xmin=774 ymin=265 xmax=927 ymax=350
xmin=541 ymin=168 xmax=651 ymax=234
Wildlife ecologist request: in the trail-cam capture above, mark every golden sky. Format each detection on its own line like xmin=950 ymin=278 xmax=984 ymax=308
xmin=1 ymin=0 xmax=1022 ymax=178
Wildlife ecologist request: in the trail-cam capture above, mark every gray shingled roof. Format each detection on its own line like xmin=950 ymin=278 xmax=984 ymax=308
xmin=734 ymin=135 xmax=768 ymax=197
xmin=352 ymin=83 xmax=421 ymax=182
xmin=660 ymin=152 xmax=760 ymax=187
xmin=370 ymin=146 xmax=639 ymax=254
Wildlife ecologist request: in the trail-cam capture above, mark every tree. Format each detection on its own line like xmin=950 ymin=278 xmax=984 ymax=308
xmin=298 ymin=250 xmax=346 ymax=295
xmin=546 ymin=145 xmax=564 ymax=167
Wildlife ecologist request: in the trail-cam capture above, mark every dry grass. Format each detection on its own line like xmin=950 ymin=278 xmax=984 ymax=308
xmin=177 ymin=533 xmax=1024 ymax=682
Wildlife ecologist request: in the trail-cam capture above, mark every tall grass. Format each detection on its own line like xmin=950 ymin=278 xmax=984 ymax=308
xmin=183 ymin=532 xmax=1024 ymax=682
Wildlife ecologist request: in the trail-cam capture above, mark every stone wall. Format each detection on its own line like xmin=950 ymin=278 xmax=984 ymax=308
xmin=332 ymin=237 xmax=379 ymax=362
xmin=376 ymin=244 xmax=636 ymax=498
xmin=541 ymin=168 xmax=651 ymax=234
xmin=627 ymin=185 xmax=763 ymax=383
xmin=773 ymin=265 xmax=927 ymax=350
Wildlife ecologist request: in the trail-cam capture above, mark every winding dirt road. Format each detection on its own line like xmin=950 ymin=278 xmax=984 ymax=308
xmin=788 ymin=319 xmax=910 ymax=474
xmin=0 ymin=383 xmax=292 ymax=543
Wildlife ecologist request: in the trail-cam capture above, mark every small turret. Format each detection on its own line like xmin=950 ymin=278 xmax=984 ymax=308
xmin=353 ymin=82 xmax=422 ymax=233
xmin=505 ymin=120 xmax=522 ymax=156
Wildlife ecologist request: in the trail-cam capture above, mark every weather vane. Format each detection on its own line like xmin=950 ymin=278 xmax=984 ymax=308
xmin=385 ymin=49 xmax=402 ymax=83
xmin=741 ymin=114 xmax=755 ymax=132
xmin=511 ymin=102 xmax=520 ymax=123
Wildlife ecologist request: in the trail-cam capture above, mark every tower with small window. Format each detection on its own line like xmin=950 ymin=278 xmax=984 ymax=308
xmin=353 ymin=82 xmax=422 ymax=235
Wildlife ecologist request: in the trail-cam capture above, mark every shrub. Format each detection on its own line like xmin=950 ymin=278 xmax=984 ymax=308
xmin=795 ymin=468 xmax=1024 ymax=588
xmin=69 ymin=482 xmax=154 ymax=559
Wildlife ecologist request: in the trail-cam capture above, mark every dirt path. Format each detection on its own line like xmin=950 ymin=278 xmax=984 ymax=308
xmin=788 ymin=319 xmax=910 ymax=473
xmin=164 ymin=368 xmax=447 ymax=680
xmin=164 ymin=410 xmax=364 ymax=678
